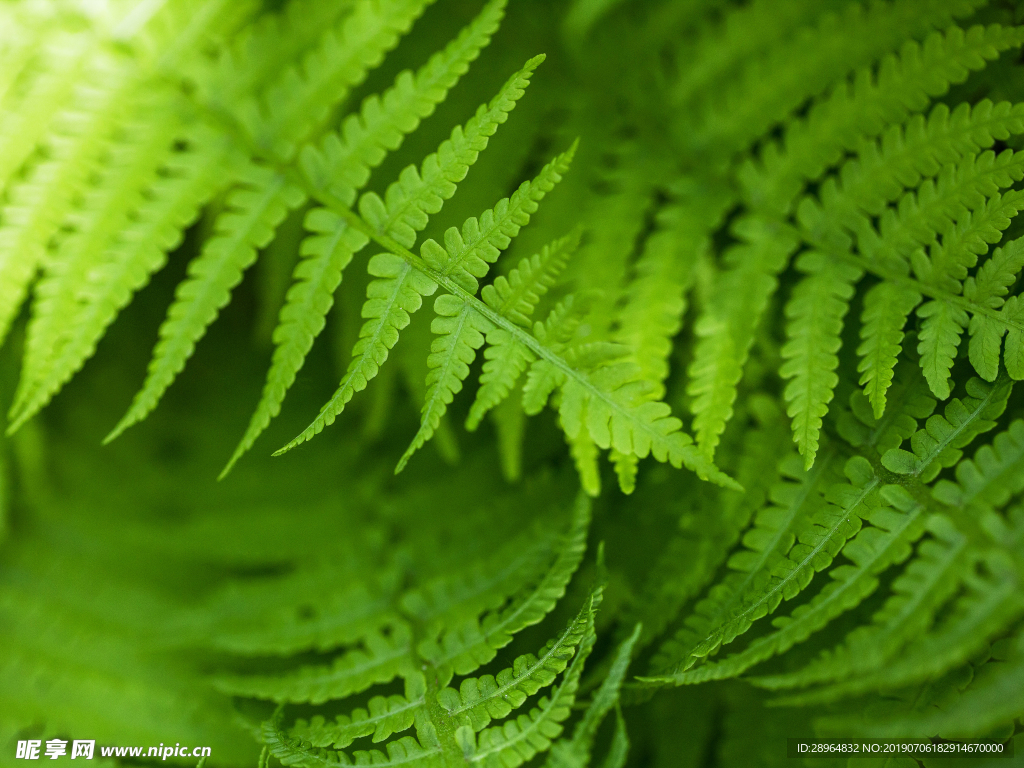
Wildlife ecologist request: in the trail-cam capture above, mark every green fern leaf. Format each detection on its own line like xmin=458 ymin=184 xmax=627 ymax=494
xmin=857 ymin=281 xmax=922 ymax=418
xmin=480 ymin=230 xmax=577 ymax=328
xmin=693 ymin=1 xmax=992 ymax=155
xmin=794 ymin=559 xmax=1024 ymax=706
xmin=933 ymin=419 xmax=1024 ymax=513
xmin=1004 ymin=300 xmax=1024 ymax=379
xmin=880 ymin=375 xmax=1011 ymax=482
xmin=9 ymin=96 xmax=186 ymax=432
xmin=465 ymin=331 xmax=535 ymax=432
xmin=401 ymin=529 xmax=559 ymax=633
xmin=276 ymin=57 xmax=544 ymax=455
xmin=13 ymin=128 xmax=240 ymax=438
xmin=291 ymin=674 xmax=427 ymax=749
xmin=687 ymin=218 xmax=799 ymax=457
xmin=811 ymin=100 xmax=1024 ymax=245
xmin=0 ymin=30 xmax=91 ymax=192
xmin=850 ymin=632 xmax=1024 ymax=740
xmin=201 ymin=0 xmax=350 ymax=115
xmin=780 ymin=253 xmax=861 ymax=467
xmin=624 ymin=399 xmax=789 ymax=649
xmin=964 ymin=235 xmax=1024 ymax=308
xmin=859 ymin=149 xmax=1024 ymax=270
xmin=206 ymin=565 xmax=403 ymax=656
xmin=0 ymin=52 xmax=137 ymax=349
xmin=300 ymin=0 xmax=507 ymax=207
xmin=222 ymin=214 xmax=369 ymax=477
xmin=755 ymin=515 xmax=969 ymax=692
xmin=741 ymin=25 xmax=1024 ymax=212
xmin=399 ymin=153 xmax=575 ymax=469
xmin=616 ymin=203 xmax=708 ymax=397
xmin=438 ymin=594 xmax=596 ymax=733
xmin=221 ymin=1 xmax=513 ymax=474
xmin=397 ymin=297 xmax=493 ymax=472
xmin=672 ymin=481 xmax=925 ymax=685
xmin=544 ymin=623 xmax=640 ymax=767
xmin=925 ymin=191 xmax=1024 ymax=292
xmin=456 ymin=594 xmax=597 ymax=768
xmin=916 ymin=299 xmax=968 ymax=400
xmin=248 ymin=0 xmax=434 ymax=160
xmin=106 ymin=163 xmax=306 ymax=442
xmin=419 ymin=493 xmax=590 ymax=678
xmin=358 ymin=55 xmax=545 ymax=249
xmin=648 ymin=452 xmax=834 ymax=675
xmin=215 ymin=622 xmax=416 ymax=704
xmin=263 ymin=708 xmax=443 ymax=768
xmin=277 ymin=252 xmax=438 ymax=454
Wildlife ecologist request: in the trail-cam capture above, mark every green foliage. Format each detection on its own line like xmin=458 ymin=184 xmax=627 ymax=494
xmin=2 ymin=0 xmax=1024 ymax=765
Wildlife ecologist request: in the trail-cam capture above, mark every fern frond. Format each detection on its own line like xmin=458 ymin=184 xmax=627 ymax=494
xmin=648 ymin=452 xmax=835 ymax=675
xmin=857 ymin=282 xmax=922 ymax=418
xmin=933 ymin=419 xmax=1024 ymax=513
xmin=401 ymin=529 xmax=558 ymax=633
xmin=742 ymin=24 xmax=1024 ymax=213
xmin=419 ymin=493 xmax=591 ymax=678
xmin=846 ymin=631 xmax=1024 ymax=739
xmin=624 ymin=398 xmax=789 ymax=649
xmin=544 ymin=623 xmax=640 ymax=767
xmin=925 ymin=191 xmax=1024 ymax=292
xmin=754 ymin=515 xmax=969 ymax=692
xmin=880 ymin=375 xmax=1011 ymax=481
xmin=106 ymin=163 xmax=306 ymax=442
xmin=688 ymin=382 xmax=1015 ymax=688
xmin=480 ymin=230 xmax=578 ymax=328
xmin=0 ymin=52 xmax=133 ymax=349
xmin=263 ymin=707 xmax=443 ymax=768
xmin=456 ymin=595 xmax=597 ymax=768
xmin=8 ymin=91 xmax=186 ymax=432
xmin=615 ymin=201 xmax=711 ymax=398
xmin=558 ymin=359 xmax=737 ymax=490
xmin=465 ymin=226 xmax=578 ymax=432
xmin=202 ymin=0 xmax=356 ymax=118
xmin=291 ymin=674 xmax=427 ymax=749
xmin=397 ymin=297 xmax=492 ymax=472
xmin=815 ymin=101 xmax=1024 ymax=239
xmin=358 ymin=55 xmax=545 ymax=249
xmin=280 ymin=251 xmax=439 ymax=453
xmin=13 ymin=126 xmax=240 ymax=437
xmin=207 ymin=567 xmax=402 ymax=656
xmin=247 ymin=0 xmax=434 ymax=160
xmin=838 ymin=363 xmax=937 ymax=455
xmin=916 ymin=299 xmax=969 ymax=400
xmin=0 ymin=31 xmax=92 ymax=192
xmin=215 ymin=622 xmax=416 ymax=704
xmin=276 ymin=57 xmax=544 ymax=454
xmin=793 ymin=557 xmax=1024 ymax=706
xmin=438 ymin=595 xmax=595 ymax=733
xmin=965 ymin=235 xmax=1024 ymax=309
xmin=400 ymin=156 xmax=575 ymax=470
xmin=686 ymin=218 xmax=799 ymax=457
xmin=466 ymin=332 xmax=535 ymax=433
xmin=861 ymin=149 xmax=1024 ymax=269
xmin=301 ymin=0 xmax=507 ymax=207
xmin=672 ymin=481 xmax=926 ymax=685
xmin=222 ymin=1 xmax=510 ymax=474
xmin=222 ymin=214 xmax=369 ymax=477
xmin=780 ymin=253 xmax=861 ymax=467
xmin=694 ymin=1 xmax=992 ymax=154
xmin=670 ymin=0 xmax=828 ymax=110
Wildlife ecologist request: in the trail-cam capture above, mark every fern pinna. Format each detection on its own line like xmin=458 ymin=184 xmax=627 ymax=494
xmin=2 ymin=0 xmax=1024 ymax=765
